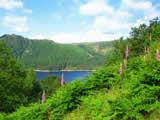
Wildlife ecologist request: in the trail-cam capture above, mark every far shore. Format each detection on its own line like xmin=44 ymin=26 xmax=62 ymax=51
xmin=34 ymin=69 xmax=96 ymax=72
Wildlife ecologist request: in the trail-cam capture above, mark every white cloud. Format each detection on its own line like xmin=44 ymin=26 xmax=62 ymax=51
xmin=80 ymin=0 xmax=114 ymax=15
xmin=31 ymin=0 xmax=160 ymax=43
xmin=92 ymin=16 xmax=131 ymax=33
xmin=65 ymin=0 xmax=159 ymax=43
xmin=133 ymin=18 xmax=151 ymax=28
xmin=121 ymin=0 xmax=152 ymax=10
xmin=3 ymin=16 xmax=29 ymax=32
xmin=50 ymin=31 xmax=128 ymax=43
xmin=121 ymin=0 xmax=158 ymax=14
xmin=24 ymin=9 xmax=32 ymax=14
xmin=0 ymin=0 xmax=23 ymax=10
xmin=115 ymin=10 xmax=132 ymax=20
xmin=31 ymin=34 xmax=46 ymax=40
xmin=78 ymin=0 xmax=133 ymax=43
xmin=51 ymin=33 xmax=82 ymax=43
xmin=134 ymin=19 xmax=145 ymax=28
xmin=121 ymin=0 xmax=159 ymax=19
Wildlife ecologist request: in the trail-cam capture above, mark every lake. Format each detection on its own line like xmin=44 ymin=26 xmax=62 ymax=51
xmin=36 ymin=71 xmax=92 ymax=82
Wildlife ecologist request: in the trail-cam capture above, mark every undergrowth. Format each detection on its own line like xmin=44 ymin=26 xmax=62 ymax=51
xmin=0 ymin=42 xmax=160 ymax=120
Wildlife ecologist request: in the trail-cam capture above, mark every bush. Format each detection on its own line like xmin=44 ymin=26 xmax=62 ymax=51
xmin=40 ymin=75 xmax=61 ymax=96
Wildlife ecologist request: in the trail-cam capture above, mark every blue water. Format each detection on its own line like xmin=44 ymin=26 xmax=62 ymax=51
xmin=36 ymin=71 xmax=91 ymax=82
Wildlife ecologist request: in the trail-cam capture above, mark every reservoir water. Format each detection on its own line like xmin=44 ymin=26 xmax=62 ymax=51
xmin=36 ymin=71 xmax=92 ymax=82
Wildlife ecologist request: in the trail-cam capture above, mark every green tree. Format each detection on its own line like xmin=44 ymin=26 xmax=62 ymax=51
xmin=40 ymin=75 xmax=61 ymax=96
xmin=0 ymin=40 xmax=41 ymax=113
xmin=107 ymin=17 xmax=160 ymax=64
xmin=106 ymin=37 xmax=128 ymax=65
xmin=24 ymin=69 xmax=41 ymax=103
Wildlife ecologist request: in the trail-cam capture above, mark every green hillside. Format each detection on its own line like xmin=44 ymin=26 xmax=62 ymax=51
xmin=0 ymin=35 xmax=113 ymax=70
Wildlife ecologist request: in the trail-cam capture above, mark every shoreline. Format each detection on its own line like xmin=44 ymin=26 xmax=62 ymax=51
xmin=34 ymin=69 xmax=96 ymax=72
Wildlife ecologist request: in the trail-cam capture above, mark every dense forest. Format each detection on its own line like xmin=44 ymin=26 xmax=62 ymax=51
xmin=0 ymin=17 xmax=160 ymax=120
xmin=0 ymin=35 xmax=113 ymax=70
xmin=0 ymin=40 xmax=62 ymax=114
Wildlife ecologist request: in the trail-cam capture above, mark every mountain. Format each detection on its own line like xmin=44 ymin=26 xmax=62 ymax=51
xmin=0 ymin=34 xmax=113 ymax=70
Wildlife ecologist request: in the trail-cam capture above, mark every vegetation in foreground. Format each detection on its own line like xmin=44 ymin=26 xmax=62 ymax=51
xmin=0 ymin=41 xmax=41 ymax=113
xmin=40 ymin=75 xmax=61 ymax=96
xmin=0 ymin=42 xmax=61 ymax=114
xmin=0 ymin=17 xmax=160 ymax=120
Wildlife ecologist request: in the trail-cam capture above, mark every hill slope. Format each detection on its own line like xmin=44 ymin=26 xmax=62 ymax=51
xmin=0 ymin=34 xmax=113 ymax=70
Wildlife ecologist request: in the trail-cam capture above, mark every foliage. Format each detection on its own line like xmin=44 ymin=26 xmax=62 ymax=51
xmin=0 ymin=40 xmax=41 ymax=113
xmin=106 ymin=37 xmax=128 ymax=65
xmin=24 ymin=70 xmax=41 ymax=103
xmin=107 ymin=17 xmax=160 ymax=65
xmin=3 ymin=53 xmax=160 ymax=120
xmin=4 ymin=103 xmax=48 ymax=120
xmin=63 ymin=56 xmax=160 ymax=120
xmin=1 ymin=17 xmax=160 ymax=120
xmin=40 ymin=75 xmax=61 ymax=96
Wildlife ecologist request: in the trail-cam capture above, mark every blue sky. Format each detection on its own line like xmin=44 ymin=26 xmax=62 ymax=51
xmin=0 ymin=0 xmax=160 ymax=43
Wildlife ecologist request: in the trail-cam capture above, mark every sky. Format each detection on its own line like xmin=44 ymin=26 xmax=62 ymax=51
xmin=0 ymin=0 xmax=160 ymax=43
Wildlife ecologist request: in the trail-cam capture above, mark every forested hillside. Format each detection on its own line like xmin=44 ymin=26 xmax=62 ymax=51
xmin=0 ymin=35 xmax=113 ymax=70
